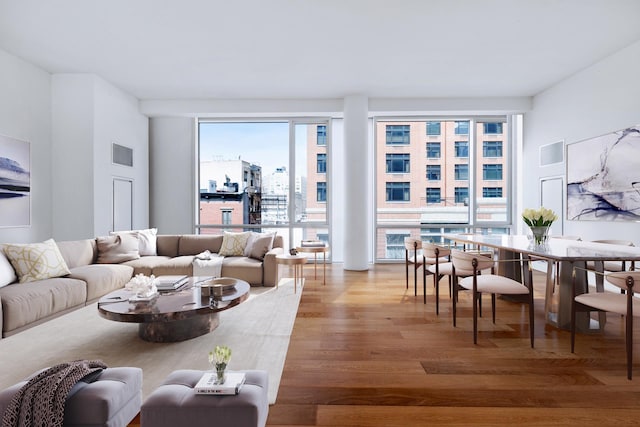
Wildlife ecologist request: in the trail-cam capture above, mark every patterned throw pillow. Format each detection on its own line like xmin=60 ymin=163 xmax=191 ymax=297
xmin=218 ymin=231 xmax=251 ymax=256
xmin=3 ymin=239 xmax=71 ymax=283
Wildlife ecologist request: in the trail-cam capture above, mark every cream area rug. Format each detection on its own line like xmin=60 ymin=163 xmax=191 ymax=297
xmin=0 ymin=278 xmax=302 ymax=404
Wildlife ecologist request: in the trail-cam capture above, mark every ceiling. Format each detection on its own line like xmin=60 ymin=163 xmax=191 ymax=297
xmin=1 ymin=0 xmax=640 ymax=101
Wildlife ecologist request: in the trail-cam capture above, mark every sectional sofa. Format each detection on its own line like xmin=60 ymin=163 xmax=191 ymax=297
xmin=0 ymin=232 xmax=283 ymax=338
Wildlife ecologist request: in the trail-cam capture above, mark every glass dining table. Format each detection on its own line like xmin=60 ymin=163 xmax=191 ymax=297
xmin=442 ymin=233 xmax=640 ymax=333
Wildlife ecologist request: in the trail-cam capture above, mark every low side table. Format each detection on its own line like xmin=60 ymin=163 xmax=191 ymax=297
xmin=276 ymin=254 xmax=307 ymax=293
xmin=296 ymin=245 xmax=329 ymax=285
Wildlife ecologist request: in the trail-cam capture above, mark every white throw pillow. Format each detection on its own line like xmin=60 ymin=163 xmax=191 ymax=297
xmin=3 ymin=239 xmax=71 ymax=283
xmin=218 ymin=231 xmax=251 ymax=256
xmin=111 ymin=228 xmax=158 ymax=256
xmin=0 ymin=249 xmax=17 ymax=287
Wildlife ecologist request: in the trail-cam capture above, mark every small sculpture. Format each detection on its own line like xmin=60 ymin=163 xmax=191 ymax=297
xmin=289 ymin=248 xmax=298 ymax=256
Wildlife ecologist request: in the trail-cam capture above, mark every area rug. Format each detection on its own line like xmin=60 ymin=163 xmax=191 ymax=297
xmin=0 ymin=279 xmax=302 ymax=404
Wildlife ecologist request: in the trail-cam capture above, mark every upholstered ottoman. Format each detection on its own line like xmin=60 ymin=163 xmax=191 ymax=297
xmin=141 ymin=369 xmax=269 ymax=427
xmin=0 ymin=366 xmax=143 ymax=427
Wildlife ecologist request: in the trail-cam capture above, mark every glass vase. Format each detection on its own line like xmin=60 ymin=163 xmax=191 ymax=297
xmin=529 ymin=226 xmax=550 ymax=246
xmin=215 ymin=363 xmax=227 ymax=384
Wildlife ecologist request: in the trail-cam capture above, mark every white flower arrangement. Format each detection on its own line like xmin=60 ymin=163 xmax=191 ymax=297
xmin=209 ymin=345 xmax=232 ymax=366
xmin=522 ymin=207 xmax=558 ymax=227
xmin=125 ymin=273 xmax=158 ymax=298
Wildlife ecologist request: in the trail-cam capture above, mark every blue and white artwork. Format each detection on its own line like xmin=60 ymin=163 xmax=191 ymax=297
xmin=566 ymin=125 xmax=640 ymax=221
xmin=0 ymin=134 xmax=30 ymax=227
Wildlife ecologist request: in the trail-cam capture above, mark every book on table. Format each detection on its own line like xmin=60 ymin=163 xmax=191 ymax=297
xmin=300 ymin=240 xmax=325 ymax=247
xmin=194 ymin=372 xmax=246 ymax=395
xmin=154 ymin=275 xmax=189 ymax=290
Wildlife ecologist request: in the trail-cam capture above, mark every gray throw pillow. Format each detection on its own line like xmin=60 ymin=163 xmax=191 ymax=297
xmin=96 ymin=234 xmax=140 ymax=264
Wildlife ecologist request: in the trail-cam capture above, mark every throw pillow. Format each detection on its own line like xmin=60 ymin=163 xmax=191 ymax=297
xmin=96 ymin=234 xmax=140 ymax=264
xmin=0 ymin=248 xmax=18 ymax=287
xmin=3 ymin=239 xmax=71 ymax=284
xmin=111 ymin=228 xmax=158 ymax=256
xmin=218 ymin=231 xmax=251 ymax=256
xmin=244 ymin=232 xmax=276 ymax=260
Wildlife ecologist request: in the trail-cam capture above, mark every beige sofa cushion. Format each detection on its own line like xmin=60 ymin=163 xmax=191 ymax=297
xmin=68 ymin=264 xmax=134 ymax=302
xmin=152 ymin=256 xmax=195 ymax=277
xmin=96 ymin=234 xmax=140 ymax=264
xmin=178 ymin=235 xmax=223 ymax=256
xmin=121 ymin=256 xmax=172 ymax=276
xmin=0 ymin=277 xmax=86 ymax=334
xmin=156 ymin=235 xmax=181 ymax=257
xmin=221 ymin=257 xmax=262 ymax=285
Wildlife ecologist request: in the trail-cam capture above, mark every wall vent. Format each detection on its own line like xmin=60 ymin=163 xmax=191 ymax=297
xmin=539 ymin=140 xmax=564 ymax=166
xmin=112 ymin=143 xmax=133 ymax=167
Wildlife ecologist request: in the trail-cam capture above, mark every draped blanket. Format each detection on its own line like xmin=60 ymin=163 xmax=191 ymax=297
xmin=2 ymin=360 xmax=107 ymax=427
xmin=192 ymin=250 xmax=224 ymax=278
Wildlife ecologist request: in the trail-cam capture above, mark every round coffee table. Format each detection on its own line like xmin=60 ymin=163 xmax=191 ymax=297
xmin=97 ymin=276 xmax=249 ymax=342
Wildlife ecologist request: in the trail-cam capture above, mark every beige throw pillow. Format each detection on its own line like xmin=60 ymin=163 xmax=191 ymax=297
xmin=244 ymin=232 xmax=276 ymax=260
xmin=218 ymin=231 xmax=251 ymax=256
xmin=96 ymin=234 xmax=140 ymax=264
xmin=3 ymin=239 xmax=71 ymax=283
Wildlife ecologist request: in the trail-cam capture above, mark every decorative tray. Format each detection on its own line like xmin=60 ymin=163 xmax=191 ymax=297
xmin=200 ymin=277 xmax=237 ymax=297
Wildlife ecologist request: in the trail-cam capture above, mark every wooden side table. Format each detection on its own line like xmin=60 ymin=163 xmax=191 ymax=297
xmin=296 ymin=245 xmax=329 ymax=285
xmin=275 ymin=254 xmax=307 ymax=293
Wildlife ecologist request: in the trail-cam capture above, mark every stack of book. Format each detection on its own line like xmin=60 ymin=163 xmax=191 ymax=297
xmin=154 ymin=275 xmax=189 ymax=291
xmin=300 ymin=240 xmax=325 ymax=247
xmin=194 ymin=372 xmax=246 ymax=395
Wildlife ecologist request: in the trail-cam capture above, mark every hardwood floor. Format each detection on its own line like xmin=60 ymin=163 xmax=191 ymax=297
xmin=266 ymin=263 xmax=640 ymax=426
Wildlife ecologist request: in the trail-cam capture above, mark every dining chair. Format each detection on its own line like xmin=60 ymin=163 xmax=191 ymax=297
xmin=404 ymin=237 xmax=423 ymax=297
xmin=421 ymin=242 xmax=451 ymax=311
xmin=451 ymin=249 xmax=535 ymax=347
xmin=571 ymin=270 xmax=640 ymax=379
xmin=586 ymin=240 xmax=635 ymax=278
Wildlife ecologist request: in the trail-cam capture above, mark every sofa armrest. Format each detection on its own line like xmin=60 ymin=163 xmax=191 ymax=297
xmin=262 ymin=247 xmax=284 ymax=287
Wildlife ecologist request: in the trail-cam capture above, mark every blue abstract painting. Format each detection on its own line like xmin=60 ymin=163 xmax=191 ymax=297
xmin=566 ymin=125 xmax=640 ymax=221
xmin=0 ymin=134 xmax=30 ymax=227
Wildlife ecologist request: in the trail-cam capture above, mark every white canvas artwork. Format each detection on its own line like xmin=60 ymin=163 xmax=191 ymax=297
xmin=566 ymin=125 xmax=640 ymax=221
xmin=0 ymin=134 xmax=31 ymax=227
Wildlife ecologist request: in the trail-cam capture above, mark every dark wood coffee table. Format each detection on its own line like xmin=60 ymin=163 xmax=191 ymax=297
xmin=97 ymin=276 xmax=250 ymax=342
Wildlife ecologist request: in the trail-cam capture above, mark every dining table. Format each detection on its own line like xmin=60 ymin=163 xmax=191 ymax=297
xmin=442 ymin=233 xmax=640 ymax=333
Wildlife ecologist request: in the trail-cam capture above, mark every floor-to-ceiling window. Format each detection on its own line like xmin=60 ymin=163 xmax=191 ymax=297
xmin=374 ymin=117 xmax=513 ymax=261
xmin=198 ymin=119 xmax=330 ymax=253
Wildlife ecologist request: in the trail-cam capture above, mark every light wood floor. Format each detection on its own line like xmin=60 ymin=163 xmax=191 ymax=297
xmin=130 ymin=263 xmax=640 ymax=426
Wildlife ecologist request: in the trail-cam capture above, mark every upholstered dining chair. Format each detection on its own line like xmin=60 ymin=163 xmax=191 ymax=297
xmin=586 ymin=240 xmax=636 ymax=292
xmin=422 ymin=242 xmax=451 ymax=311
xmin=404 ymin=237 xmax=423 ymax=298
xmin=451 ymin=249 xmax=535 ymax=347
xmin=571 ymin=270 xmax=640 ymax=380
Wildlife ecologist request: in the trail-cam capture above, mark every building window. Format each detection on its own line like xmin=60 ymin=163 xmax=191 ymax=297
xmin=426 ymin=142 xmax=441 ymax=158
xmin=483 ymin=141 xmax=503 ymax=157
xmin=426 ymin=165 xmax=441 ymax=181
xmin=483 ymin=122 xmax=503 ymax=134
xmin=317 ymin=125 xmax=327 ymax=145
xmin=455 ymin=121 xmax=469 ymax=135
xmin=317 ymin=182 xmax=326 ymax=202
xmin=221 ymin=209 xmax=232 ymax=225
xmin=386 ymin=182 xmax=410 ymax=202
xmin=317 ymin=153 xmax=326 ymax=173
xmin=454 ymin=187 xmax=469 ymax=204
xmin=483 ymin=164 xmax=503 ymax=180
xmin=386 ymin=153 xmax=410 ymax=173
xmin=386 ymin=232 xmax=409 ymax=258
xmin=454 ymin=141 xmax=468 ymax=157
xmin=454 ymin=164 xmax=469 ymax=180
xmin=426 ymin=121 xmax=441 ymax=135
xmin=386 ymin=125 xmax=410 ymax=145
xmin=426 ymin=187 xmax=441 ymax=203
xmin=483 ymin=187 xmax=503 ymax=198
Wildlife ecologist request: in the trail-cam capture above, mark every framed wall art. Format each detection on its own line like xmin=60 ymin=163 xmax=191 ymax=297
xmin=566 ymin=125 xmax=640 ymax=221
xmin=0 ymin=134 xmax=31 ymax=227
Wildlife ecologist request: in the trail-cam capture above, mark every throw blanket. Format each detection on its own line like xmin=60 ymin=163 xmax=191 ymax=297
xmin=2 ymin=360 xmax=107 ymax=427
xmin=193 ymin=250 xmax=225 ymax=278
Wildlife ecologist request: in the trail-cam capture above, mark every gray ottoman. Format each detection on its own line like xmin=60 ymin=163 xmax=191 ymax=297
xmin=0 ymin=366 xmax=143 ymax=427
xmin=141 ymin=369 xmax=269 ymax=427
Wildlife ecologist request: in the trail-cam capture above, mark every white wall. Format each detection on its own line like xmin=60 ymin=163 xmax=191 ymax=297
xmin=52 ymin=74 xmax=149 ymax=240
xmin=0 ymin=49 xmax=52 ymax=243
xmin=149 ymin=117 xmax=195 ymax=234
xmin=523 ymin=40 xmax=640 ymax=244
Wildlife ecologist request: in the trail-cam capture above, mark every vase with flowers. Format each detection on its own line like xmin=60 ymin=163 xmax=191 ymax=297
xmin=209 ymin=345 xmax=232 ymax=384
xmin=522 ymin=207 xmax=558 ymax=246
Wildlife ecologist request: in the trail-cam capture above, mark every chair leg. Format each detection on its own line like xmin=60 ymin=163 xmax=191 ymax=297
xmin=405 ymin=250 xmax=409 ymax=290
xmin=453 ymin=278 xmax=458 ymax=327
xmin=626 ymin=313 xmax=633 ymax=380
xmin=529 ymin=291 xmax=535 ymax=348
xmin=423 ymin=267 xmax=427 ymax=305
xmin=491 ymin=293 xmax=496 ymax=324
xmin=570 ymin=298 xmax=577 ymax=353
xmin=434 ymin=274 xmax=440 ymax=315
xmin=472 ymin=289 xmax=478 ymax=344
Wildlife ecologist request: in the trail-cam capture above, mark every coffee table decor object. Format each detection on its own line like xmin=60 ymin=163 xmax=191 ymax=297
xmin=125 ymin=273 xmax=158 ymax=302
xmin=208 ymin=344 xmax=232 ymax=384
